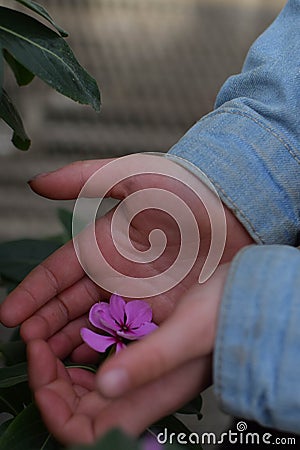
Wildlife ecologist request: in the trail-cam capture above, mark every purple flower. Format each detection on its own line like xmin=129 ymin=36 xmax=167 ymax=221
xmin=80 ymin=294 xmax=158 ymax=353
xmin=142 ymin=436 xmax=163 ymax=450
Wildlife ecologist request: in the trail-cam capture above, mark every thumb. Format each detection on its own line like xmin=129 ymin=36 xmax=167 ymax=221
xmin=96 ymin=265 xmax=228 ymax=398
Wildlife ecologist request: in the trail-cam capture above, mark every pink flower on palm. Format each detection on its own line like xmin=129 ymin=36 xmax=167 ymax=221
xmin=81 ymin=294 xmax=158 ymax=353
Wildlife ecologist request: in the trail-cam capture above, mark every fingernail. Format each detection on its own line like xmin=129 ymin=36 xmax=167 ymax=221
xmin=97 ymin=368 xmax=129 ymax=397
xmin=27 ymin=172 xmax=50 ymax=183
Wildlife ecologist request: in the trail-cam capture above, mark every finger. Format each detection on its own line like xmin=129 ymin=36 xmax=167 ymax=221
xmin=20 ymin=276 xmax=102 ymax=342
xmin=28 ymin=159 xmax=115 ymax=200
xmin=46 ymin=316 xmax=102 ymax=363
xmin=70 ymin=343 xmax=102 ymax=365
xmin=96 ymin=267 xmax=228 ymax=398
xmin=94 ymin=356 xmax=211 ymax=439
xmin=28 ymin=340 xmax=99 ymax=445
xmin=28 ymin=154 xmax=184 ymax=202
xmin=35 ymin=388 xmax=104 ymax=445
xmin=27 ymin=339 xmax=70 ymax=391
xmin=47 ymin=316 xmax=90 ymax=359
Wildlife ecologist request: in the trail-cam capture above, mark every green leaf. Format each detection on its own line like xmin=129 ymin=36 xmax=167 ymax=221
xmin=0 ymin=393 xmax=18 ymax=416
xmin=151 ymin=415 xmax=193 ymax=436
xmin=0 ymin=7 xmax=101 ymax=111
xmin=69 ymin=429 xmax=140 ymax=450
xmin=14 ymin=0 xmax=68 ymax=37
xmin=177 ymin=395 xmax=203 ymax=418
xmin=0 ymin=382 xmax=32 ymax=415
xmin=0 ymin=239 xmax=61 ymax=283
xmin=0 ymin=403 xmax=62 ymax=449
xmin=9 ymin=327 xmax=21 ymax=342
xmin=0 ymin=420 xmax=14 ymax=437
xmin=0 ymin=340 xmax=26 ymax=365
xmin=4 ymin=49 xmax=34 ymax=85
xmin=0 ymin=88 xmax=30 ymax=150
xmin=64 ymin=362 xmax=97 ymax=373
xmin=0 ymin=362 xmax=28 ymax=388
xmin=0 ymin=276 xmax=18 ymax=293
xmin=57 ymin=208 xmax=73 ymax=241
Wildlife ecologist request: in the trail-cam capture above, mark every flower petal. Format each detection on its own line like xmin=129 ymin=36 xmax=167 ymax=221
xmin=89 ymin=303 xmax=108 ymax=328
xmin=116 ymin=341 xmax=127 ymax=353
xmin=89 ymin=302 xmax=119 ymax=333
xmin=142 ymin=436 xmax=163 ymax=450
xmin=80 ymin=328 xmax=116 ymax=352
xmin=109 ymin=293 xmax=126 ymax=326
xmin=125 ymin=300 xmax=152 ymax=329
xmin=118 ymin=321 xmax=158 ymax=340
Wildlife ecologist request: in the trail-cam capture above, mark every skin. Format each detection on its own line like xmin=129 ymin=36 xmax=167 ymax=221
xmin=0 ymin=156 xmax=253 ymax=445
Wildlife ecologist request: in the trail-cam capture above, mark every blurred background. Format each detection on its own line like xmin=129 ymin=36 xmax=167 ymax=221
xmin=0 ymin=0 xmax=285 ymax=240
xmin=0 ymin=0 xmax=286 ymax=446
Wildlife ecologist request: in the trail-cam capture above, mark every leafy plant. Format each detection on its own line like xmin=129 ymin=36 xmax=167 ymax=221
xmin=0 ymin=0 xmax=101 ymax=150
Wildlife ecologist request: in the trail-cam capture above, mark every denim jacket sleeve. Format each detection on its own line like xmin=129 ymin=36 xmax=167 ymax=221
xmin=214 ymin=245 xmax=300 ymax=433
xmin=167 ymin=0 xmax=300 ymax=246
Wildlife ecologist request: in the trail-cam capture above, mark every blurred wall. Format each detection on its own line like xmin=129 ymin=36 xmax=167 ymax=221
xmin=0 ymin=0 xmax=285 ymax=239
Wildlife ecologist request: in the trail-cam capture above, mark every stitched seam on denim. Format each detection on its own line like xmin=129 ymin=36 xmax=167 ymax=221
xmin=201 ymin=172 xmax=265 ymax=244
xmin=201 ymin=108 xmax=300 ymax=167
xmin=167 ymin=151 xmax=264 ymax=243
xmin=215 ymin=248 xmax=247 ymax=406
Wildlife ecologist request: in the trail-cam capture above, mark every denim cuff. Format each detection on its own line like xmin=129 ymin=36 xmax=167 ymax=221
xmin=168 ymin=105 xmax=300 ymax=245
xmin=213 ymin=245 xmax=300 ymax=432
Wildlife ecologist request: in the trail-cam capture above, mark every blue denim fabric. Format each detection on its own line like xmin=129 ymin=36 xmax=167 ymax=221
xmin=168 ymin=0 xmax=300 ymax=246
xmin=214 ymin=245 xmax=300 ymax=433
xmin=166 ymin=0 xmax=300 ymax=432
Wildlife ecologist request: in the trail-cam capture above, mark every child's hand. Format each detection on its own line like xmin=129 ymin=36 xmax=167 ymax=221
xmin=27 ymin=264 xmax=227 ymax=445
xmin=28 ymin=339 xmax=211 ymax=446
